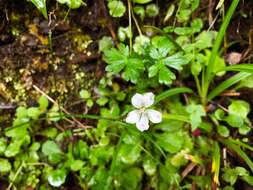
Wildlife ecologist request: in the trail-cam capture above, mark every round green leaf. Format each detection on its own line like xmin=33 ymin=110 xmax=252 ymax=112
xmin=108 ymin=1 xmax=126 ymax=18
xmin=146 ymin=4 xmax=159 ymax=17
xmin=99 ymin=36 xmax=114 ymax=52
xmin=217 ymin=125 xmax=230 ymax=137
xmin=42 ymin=141 xmax=62 ymax=156
xmin=70 ymin=160 xmax=85 ymax=171
xmin=48 ymin=169 xmax=67 ymax=187
xmin=79 ymin=89 xmax=90 ymax=99
xmin=0 ymin=158 xmax=12 ymax=173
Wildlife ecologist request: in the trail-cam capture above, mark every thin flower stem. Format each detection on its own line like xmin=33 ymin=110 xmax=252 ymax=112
xmin=131 ymin=5 xmax=143 ymax=39
xmin=194 ymin=75 xmax=202 ymax=98
xmin=7 ymin=162 xmax=24 ymax=190
xmin=127 ymin=0 xmax=133 ymax=54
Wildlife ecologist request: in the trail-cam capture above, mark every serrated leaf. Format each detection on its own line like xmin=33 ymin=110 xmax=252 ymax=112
xmin=186 ymin=104 xmax=206 ymax=131
xmin=159 ymin=66 xmax=175 ymax=86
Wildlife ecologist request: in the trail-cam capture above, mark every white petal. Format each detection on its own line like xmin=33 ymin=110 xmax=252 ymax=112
xmin=131 ymin=93 xmax=145 ymax=108
xmin=126 ymin=110 xmax=140 ymax=124
xmin=136 ymin=114 xmax=149 ymax=131
xmin=147 ymin=109 xmax=162 ymax=123
xmin=143 ymin=92 xmax=155 ymax=108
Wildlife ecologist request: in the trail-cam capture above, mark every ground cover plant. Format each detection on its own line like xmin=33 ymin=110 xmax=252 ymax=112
xmin=1 ymin=0 xmax=253 ymax=189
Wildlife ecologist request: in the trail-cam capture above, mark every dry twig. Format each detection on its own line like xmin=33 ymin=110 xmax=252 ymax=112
xmin=33 ymin=84 xmax=92 ymax=129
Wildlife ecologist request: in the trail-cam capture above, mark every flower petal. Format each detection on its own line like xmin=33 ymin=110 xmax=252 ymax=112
xmin=147 ymin=109 xmax=162 ymax=123
xmin=131 ymin=93 xmax=144 ymax=108
xmin=136 ymin=114 xmax=149 ymax=131
xmin=126 ymin=110 xmax=140 ymax=124
xmin=143 ymin=92 xmax=155 ymax=108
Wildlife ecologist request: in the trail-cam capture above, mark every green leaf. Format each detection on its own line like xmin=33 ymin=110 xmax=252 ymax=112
xmin=123 ymin=57 xmax=144 ymax=83
xmin=98 ymin=36 xmax=114 ymax=52
xmin=104 ymin=43 xmax=144 ymax=83
xmin=174 ymin=27 xmax=192 ymax=35
xmin=217 ymin=125 xmax=230 ymax=137
xmin=190 ymin=18 xmax=203 ymax=33
xmin=30 ymin=0 xmax=48 ymax=19
xmin=0 ymin=158 xmax=12 ymax=173
xmin=118 ymin=144 xmax=141 ymax=164
xmin=239 ymin=125 xmax=251 ymax=135
xmin=154 ymin=131 xmax=184 ymax=153
xmin=27 ymin=107 xmax=41 ymax=119
xmin=57 ymin=0 xmax=84 ymax=9
xmin=108 ymin=1 xmax=126 ymax=18
xmin=134 ymin=5 xmax=145 ymax=20
xmin=186 ymin=104 xmax=206 ymax=131
xmin=238 ymin=75 xmax=253 ymax=89
xmin=205 ymin=50 xmax=226 ymax=76
xmin=133 ymin=35 xmax=150 ymax=53
xmin=4 ymin=139 xmax=24 ymax=157
xmin=119 ymin=168 xmax=143 ymax=189
xmin=171 ymin=149 xmax=188 ymax=167
xmin=79 ymin=89 xmax=91 ymax=99
xmin=48 ymin=169 xmax=67 ymax=187
xmin=96 ymin=97 xmax=109 ymax=106
xmin=0 ymin=138 xmax=7 ymax=155
xmin=223 ymin=186 xmax=234 ymax=190
xmin=16 ymin=106 xmax=28 ymax=118
xmin=42 ymin=141 xmax=62 ymax=156
xmin=146 ymin=4 xmax=159 ymax=17
xmin=48 ymin=153 xmax=64 ymax=164
xmin=41 ymin=128 xmax=58 ymax=138
xmin=71 ymin=160 xmax=85 ymax=171
xmin=86 ymin=99 xmax=94 ymax=107
xmin=158 ymin=66 xmax=175 ymax=86
xmin=143 ymin=157 xmax=157 ymax=176
xmin=195 ymin=30 xmax=214 ymax=50
xmin=132 ymin=0 xmax=153 ymax=4
xmin=242 ymin=175 xmax=253 ymax=186
xmin=228 ymin=100 xmax=250 ymax=119
xmin=39 ymin=96 xmax=49 ymax=110
xmin=164 ymin=4 xmax=175 ymax=23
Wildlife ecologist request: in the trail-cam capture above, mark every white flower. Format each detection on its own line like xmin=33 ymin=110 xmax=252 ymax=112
xmin=126 ymin=92 xmax=162 ymax=131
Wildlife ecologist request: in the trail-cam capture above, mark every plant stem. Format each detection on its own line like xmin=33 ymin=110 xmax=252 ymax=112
xmin=7 ymin=162 xmax=24 ymax=190
xmin=131 ymin=5 xmax=143 ymax=40
xmin=194 ymin=75 xmax=202 ymax=98
xmin=127 ymin=0 xmax=133 ymax=54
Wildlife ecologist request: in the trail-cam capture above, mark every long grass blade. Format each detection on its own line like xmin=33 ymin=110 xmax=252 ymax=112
xmin=203 ymin=0 xmax=240 ymax=99
xmin=154 ymin=87 xmax=193 ymax=105
xmin=219 ymin=138 xmax=253 ymax=173
xmin=207 ymin=72 xmax=251 ymax=100
xmin=218 ymin=64 xmax=253 ymax=73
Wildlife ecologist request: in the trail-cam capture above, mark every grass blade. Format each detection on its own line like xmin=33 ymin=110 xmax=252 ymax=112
xmin=154 ymin=87 xmax=193 ymax=105
xmin=219 ymin=64 xmax=253 ymax=73
xmin=207 ymin=72 xmax=251 ymax=100
xmin=219 ymin=138 xmax=253 ymax=173
xmin=203 ymin=0 xmax=240 ymax=99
